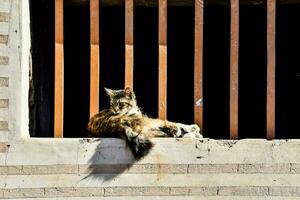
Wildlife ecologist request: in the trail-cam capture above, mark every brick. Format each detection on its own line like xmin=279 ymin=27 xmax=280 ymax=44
xmin=0 ymin=166 xmax=7 ymax=175
xmin=188 ymin=164 xmax=237 ymax=173
xmin=0 ymin=12 xmax=9 ymax=22
xmin=238 ymin=163 xmax=291 ymax=174
xmin=2 ymin=188 xmax=45 ymax=198
xmin=22 ymin=164 xmax=78 ymax=175
xmin=0 ymin=99 xmax=8 ymax=108
xmin=104 ymin=187 xmax=170 ymax=196
xmin=169 ymin=187 xmax=190 ymax=195
xmin=0 ymin=77 xmax=8 ymax=87
xmin=290 ymin=163 xmax=300 ymax=173
xmin=0 ymin=142 xmax=8 ymax=152
xmin=80 ymin=164 xmax=130 ymax=174
xmin=0 ymin=56 xmax=8 ymax=65
xmin=0 ymin=121 xmax=8 ymax=130
xmin=270 ymin=186 xmax=300 ymax=196
xmin=7 ymin=165 xmax=22 ymax=174
xmin=128 ymin=164 xmax=187 ymax=174
xmin=170 ymin=187 xmax=217 ymax=196
xmin=45 ymin=187 xmax=104 ymax=197
xmin=0 ymin=35 xmax=8 ymax=44
xmin=218 ymin=186 xmax=269 ymax=196
xmin=189 ymin=187 xmax=218 ymax=195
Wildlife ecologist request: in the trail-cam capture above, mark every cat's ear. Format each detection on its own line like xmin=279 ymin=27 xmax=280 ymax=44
xmin=124 ymin=87 xmax=135 ymax=99
xmin=104 ymin=87 xmax=114 ymax=96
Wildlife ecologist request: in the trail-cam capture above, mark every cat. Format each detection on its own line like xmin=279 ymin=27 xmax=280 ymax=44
xmin=87 ymin=87 xmax=202 ymax=158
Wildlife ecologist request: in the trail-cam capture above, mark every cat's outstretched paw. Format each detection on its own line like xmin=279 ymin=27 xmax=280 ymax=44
xmin=182 ymin=124 xmax=202 ymax=138
xmin=189 ymin=124 xmax=200 ymax=134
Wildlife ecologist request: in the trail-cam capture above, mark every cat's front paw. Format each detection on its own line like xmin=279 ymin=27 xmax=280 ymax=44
xmin=190 ymin=124 xmax=200 ymax=134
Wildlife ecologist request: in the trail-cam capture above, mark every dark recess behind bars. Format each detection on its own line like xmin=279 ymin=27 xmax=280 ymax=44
xmin=29 ymin=1 xmax=300 ymax=139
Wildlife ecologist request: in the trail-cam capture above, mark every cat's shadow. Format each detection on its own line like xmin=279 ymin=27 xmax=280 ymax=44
xmin=79 ymin=138 xmax=147 ymax=183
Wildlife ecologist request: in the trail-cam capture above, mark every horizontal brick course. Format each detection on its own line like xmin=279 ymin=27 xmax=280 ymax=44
xmin=2 ymin=163 xmax=300 ymax=175
xmin=3 ymin=186 xmax=300 ymax=198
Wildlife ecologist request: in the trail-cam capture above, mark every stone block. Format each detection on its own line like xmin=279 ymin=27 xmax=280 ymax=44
xmin=22 ymin=164 xmax=78 ymax=175
xmin=2 ymin=188 xmax=45 ymax=198
xmin=218 ymin=186 xmax=269 ymax=196
xmin=238 ymin=163 xmax=291 ymax=174
xmin=45 ymin=187 xmax=104 ymax=197
xmin=270 ymin=186 xmax=300 ymax=196
xmin=188 ymin=164 xmax=237 ymax=173
xmin=104 ymin=187 xmax=170 ymax=196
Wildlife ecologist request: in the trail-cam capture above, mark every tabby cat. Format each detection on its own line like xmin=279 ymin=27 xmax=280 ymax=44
xmin=88 ymin=87 xmax=202 ymax=158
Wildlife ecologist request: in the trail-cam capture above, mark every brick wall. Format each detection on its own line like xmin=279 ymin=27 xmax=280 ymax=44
xmin=0 ymin=0 xmax=10 ymax=149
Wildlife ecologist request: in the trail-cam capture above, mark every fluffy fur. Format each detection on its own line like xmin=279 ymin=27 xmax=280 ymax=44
xmin=88 ymin=87 xmax=202 ymax=158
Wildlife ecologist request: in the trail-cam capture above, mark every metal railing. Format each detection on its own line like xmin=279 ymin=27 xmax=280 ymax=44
xmin=54 ymin=0 xmax=276 ymax=139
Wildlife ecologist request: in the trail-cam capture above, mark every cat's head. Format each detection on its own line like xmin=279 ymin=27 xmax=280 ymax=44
xmin=105 ymin=87 xmax=140 ymax=115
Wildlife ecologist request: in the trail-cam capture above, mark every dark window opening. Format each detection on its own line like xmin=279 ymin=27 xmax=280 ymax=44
xmin=29 ymin=1 xmax=300 ymax=139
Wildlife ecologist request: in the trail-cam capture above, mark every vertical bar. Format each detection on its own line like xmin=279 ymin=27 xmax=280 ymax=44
xmin=230 ymin=0 xmax=239 ymax=139
xmin=267 ymin=0 xmax=276 ymax=139
xmin=90 ymin=0 xmax=100 ymax=118
xmin=194 ymin=0 xmax=204 ymax=130
xmin=158 ymin=0 xmax=167 ymax=120
xmin=54 ymin=0 xmax=64 ymax=138
xmin=125 ymin=0 xmax=134 ymax=89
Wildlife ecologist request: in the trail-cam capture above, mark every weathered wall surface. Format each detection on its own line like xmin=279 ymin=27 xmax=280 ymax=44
xmin=0 ymin=0 xmax=30 ymax=149
xmin=1 ymin=138 xmax=300 ymax=199
xmin=0 ymin=0 xmax=300 ymax=199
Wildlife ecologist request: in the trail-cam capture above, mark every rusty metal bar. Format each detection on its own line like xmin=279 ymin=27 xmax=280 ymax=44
xmin=54 ymin=0 xmax=64 ymax=138
xmin=67 ymin=0 xmax=291 ymax=6
xmin=158 ymin=0 xmax=167 ymax=120
xmin=230 ymin=0 xmax=239 ymax=139
xmin=266 ymin=0 xmax=276 ymax=139
xmin=194 ymin=0 xmax=204 ymax=130
xmin=125 ymin=0 xmax=134 ymax=89
xmin=90 ymin=0 xmax=100 ymax=118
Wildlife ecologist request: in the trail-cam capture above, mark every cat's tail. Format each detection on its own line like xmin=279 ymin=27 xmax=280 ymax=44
xmin=127 ymin=135 xmax=153 ymax=159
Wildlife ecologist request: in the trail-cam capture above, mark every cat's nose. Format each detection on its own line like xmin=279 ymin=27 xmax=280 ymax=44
xmin=112 ymin=108 xmax=118 ymax=113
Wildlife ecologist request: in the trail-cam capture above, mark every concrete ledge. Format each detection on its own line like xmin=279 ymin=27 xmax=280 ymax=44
xmin=0 ymin=138 xmax=299 ymax=174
